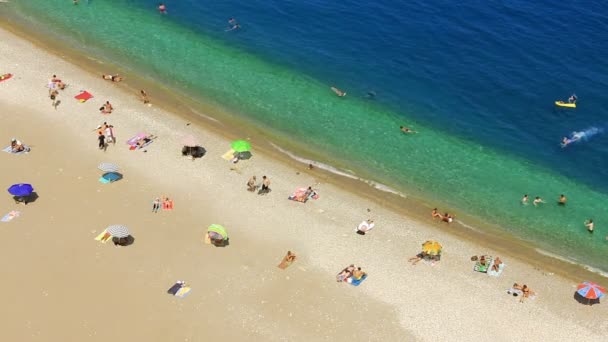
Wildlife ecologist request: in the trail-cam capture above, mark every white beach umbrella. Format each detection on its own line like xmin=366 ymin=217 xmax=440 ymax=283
xmin=106 ymin=225 xmax=130 ymax=238
xmin=98 ymin=162 xmax=119 ymax=173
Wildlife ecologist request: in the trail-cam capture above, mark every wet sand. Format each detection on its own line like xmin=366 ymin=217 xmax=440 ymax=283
xmin=0 ymin=27 xmax=607 ymax=341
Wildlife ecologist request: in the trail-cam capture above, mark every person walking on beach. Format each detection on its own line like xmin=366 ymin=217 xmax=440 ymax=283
xmin=152 ymin=198 xmax=161 ymax=213
xmin=558 ymin=194 xmax=567 ymax=206
xmin=533 ymin=196 xmax=545 ymax=206
xmin=259 ymin=175 xmax=271 ymax=195
xmin=585 ymin=219 xmax=594 ymax=233
xmin=105 ymin=125 xmax=115 ymax=145
xmin=521 ymin=194 xmax=528 ymax=205
xmin=49 ymin=89 xmax=59 ymax=109
xmin=140 ymin=90 xmax=150 ymax=104
xmin=97 ymin=131 xmax=106 ymax=151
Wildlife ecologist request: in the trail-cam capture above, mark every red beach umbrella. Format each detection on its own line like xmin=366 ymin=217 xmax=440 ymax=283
xmin=576 ymin=282 xmax=606 ymax=300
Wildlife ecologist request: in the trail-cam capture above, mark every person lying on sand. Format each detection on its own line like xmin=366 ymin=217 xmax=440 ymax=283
xmin=470 ymin=255 xmax=488 ymax=266
xmin=336 ymin=264 xmax=356 ymax=282
xmin=136 ymin=134 xmax=157 ymax=147
xmin=278 ymin=251 xmax=297 ymax=269
xmin=513 ymin=283 xmax=535 ymax=303
xmin=491 ymin=257 xmax=503 ymax=272
xmin=356 ymin=219 xmax=375 ymax=235
xmin=330 ymin=86 xmax=346 ymax=97
xmin=408 ymin=252 xmax=426 ymax=265
xmin=102 ymin=74 xmax=123 ymax=82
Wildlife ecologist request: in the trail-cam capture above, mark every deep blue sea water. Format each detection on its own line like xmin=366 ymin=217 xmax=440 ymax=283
xmin=6 ymin=0 xmax=608 ymax=272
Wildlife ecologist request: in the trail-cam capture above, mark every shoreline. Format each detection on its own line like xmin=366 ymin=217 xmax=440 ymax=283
xmin=1 ymin=14 xmax=606 ymax=284
xmin=1 ymin=22 xmax=607 ymax=340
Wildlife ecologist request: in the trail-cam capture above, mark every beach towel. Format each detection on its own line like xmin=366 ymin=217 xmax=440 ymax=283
xmin=94 ymin=230 xmax=112 ymax=243
xmin=126 ymin=133 xmax=154 ymax=150
xmin=473 ymin=256 xmax=492 ymax=273
xmin=221 ymin=149 xmax=236 ymax=161
xmin=2 ymin=146 xmax=29 ymax=155
xmin=487 ymin=260 xmax=505 ymax=277
xmin=1 ymin=210 xmax=20 ymax=222
xmin=347 ymin=274 xmax=368 ymax=286
xmin=0 ymin=73 xmax=13 ymax=82
xmin=167 ymin=281 xmax=190 ymax=297
xmin=74 ymin=91 xmax=93 ymax=103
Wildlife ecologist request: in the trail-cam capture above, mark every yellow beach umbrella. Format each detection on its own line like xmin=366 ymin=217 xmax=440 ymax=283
xmin=421 ymin=240 xmax=442 ymax=256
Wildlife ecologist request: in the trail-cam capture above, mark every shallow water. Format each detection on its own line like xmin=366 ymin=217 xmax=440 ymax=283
xmin=8 ymin=0 xmax=608 ymax=272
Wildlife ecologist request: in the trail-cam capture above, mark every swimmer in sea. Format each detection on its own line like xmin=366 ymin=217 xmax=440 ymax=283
xmin=568 ymin=94 xmax=577 ymax=104
xmin=561 ymin=137 xmax=571 ymax=146
xmin=400 ymin=126 xmax=417 ymax=134
xmin=521 ymin=194 xmax=528 ymax=205
xmin=158 ymin=3 xmax=167 ymax=14
xmin=585 ymin=219 xmax=594 ymax=233
xmin=533 ymin=196 xmax=545 ymax=206
xmin=228 ymin=18 xmax=237 ymax=25
xmin=558 ymin=194 xmax=567 ymax=206
xmin=331 ymin=86 xmax=346 ymax=97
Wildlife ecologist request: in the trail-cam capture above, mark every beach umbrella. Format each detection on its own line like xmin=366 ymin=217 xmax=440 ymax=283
xmin=101 ymin=172 xmax=122 ymax=182
xmin=98 ymin=162 xmax=119 ymax=173
xmin=421 ymin=240 xmax=442 ymax=256
xmin=7 ymin=183 xmax=34 ymax=197
xmin=106 ymin=224 xmax=130 ymax=238
xmin=208 ymin=224 xmax=228 ymax=240
xmin=576 ymin=282 xmax=606 ymax=300
xmin=230 ymin=140 xmax=251 ymax=153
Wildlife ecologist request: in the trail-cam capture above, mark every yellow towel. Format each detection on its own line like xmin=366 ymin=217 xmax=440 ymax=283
xmin=221 ymin=149 xmax=235 ymax=161
xmin=175 ymin=287 xmax=191 ymax=297
xmin=94 ymin=230 xmax=111 ymax=243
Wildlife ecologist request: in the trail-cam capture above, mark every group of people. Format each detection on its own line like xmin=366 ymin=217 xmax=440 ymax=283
xmin=521 ymin=194 xmax=597 ymax=234
xmin=336 ymin=264 xmax=366 ymax=283
xmin=152 ymin=197 xmax=174 ymax=213
xmin=471 ymin=255 xmax=503 ymax=273
xmin=102 ymin=74 xmax=123 ymax=82
xmin=507 ymin=283 xmax=536 ymax=303
xmin=9 ymin=138 xmax=28 ymax=153
xmin=431 ymin=208 xmax=454 ymax=223
xmin=246 ymin=175 xmax=271 ymax=194
xmin=96 ymin=122 xmax=115 ymax=150
xmin=100 ymin=100 xmax=114 ymax=114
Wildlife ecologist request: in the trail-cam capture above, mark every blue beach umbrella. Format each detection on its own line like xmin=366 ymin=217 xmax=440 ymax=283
xmin=7 ymin=183 xmax=34 ymax=196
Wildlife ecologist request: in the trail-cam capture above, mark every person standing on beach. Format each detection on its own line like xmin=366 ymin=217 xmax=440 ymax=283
xmin=97 ymin=132 xmax=106 ymax=151
xmin=260 ymin=175 xmax=271 ymax=194
xmin=152 ymin=198 xmax=161 ymax=213
xmin=521 ymin=194 xmax=528 ymax=205
xmin=140 ymin=90 xmax=150 ymax=104
xmin=558 ymin=194 xmax=567 ymax=206
xmin=105 ymin=125 xmax=115 ymax=145
xmin=585 ymin=219 xmax=594 ymax=233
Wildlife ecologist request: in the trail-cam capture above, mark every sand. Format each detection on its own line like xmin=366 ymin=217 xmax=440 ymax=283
xmin=0 ymin=27 xmax=607 ymax=341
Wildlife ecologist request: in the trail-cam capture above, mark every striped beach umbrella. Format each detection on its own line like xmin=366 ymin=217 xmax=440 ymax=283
xmin=98 ymin=162 xmax=119 ymax=173
xmin=576 ymin=282 xmax=606 ymax=300
xmin=106 ymin=224 xmax=130 ymax=238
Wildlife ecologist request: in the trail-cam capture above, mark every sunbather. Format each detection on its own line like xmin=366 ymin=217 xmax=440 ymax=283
xmin=51 ymin=74 xmax=66 ymax=90
xmin=513 ymin=283 xmax=535 ymax=303
xmin=136 ymin=134 xmax=156 ymax=147
xmin=408 ymin=252 xmax=426 ymax=265
xmin=102 ymin=74 xmax=123 ymax=82
xmin=471 ymin=255 xmax=488 ymax=266
xmin=356 ymin=219 xmax=375 ymax=235
xmin=278 ymin=251 xmax=297 ymax=269
xmin=491 ymin=257 xmax=503 ymax=272
xmin=336 ymin=264 xmax=356 ymax=282
xmin=351 ymin=267 xmax=366 ymax=281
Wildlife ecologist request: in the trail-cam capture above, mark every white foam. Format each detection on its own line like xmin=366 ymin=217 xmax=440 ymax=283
xmin=187 ymin=106 xmax=221 ymax=124
xmin=269 ymin=142 xmax=407 ymax=199
xmin=535 ymin=248 xmax=608 ymax=278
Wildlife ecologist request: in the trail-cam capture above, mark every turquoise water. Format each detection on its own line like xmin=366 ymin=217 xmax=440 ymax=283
xmin=7 ymin=0 xmax=608 ymax=272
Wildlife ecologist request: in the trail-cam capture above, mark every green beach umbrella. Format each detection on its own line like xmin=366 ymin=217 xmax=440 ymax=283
xmin=231 ymin=140 xmax=251 ymax=153
xmin=208 ymin=224 xmax=228 ymax=239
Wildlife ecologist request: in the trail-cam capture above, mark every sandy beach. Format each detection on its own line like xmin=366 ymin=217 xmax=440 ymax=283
xmin=1 ymin=26 xmax=607 ymax=342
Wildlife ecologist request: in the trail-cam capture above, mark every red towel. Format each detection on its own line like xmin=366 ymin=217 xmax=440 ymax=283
xmin=74 ymin=91 xmax=93 ymax=102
